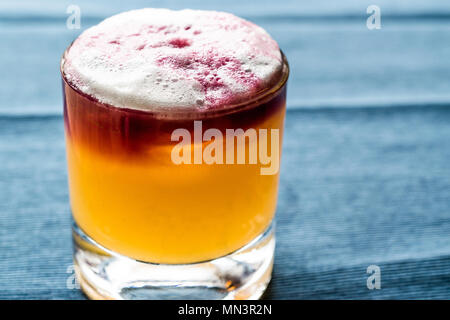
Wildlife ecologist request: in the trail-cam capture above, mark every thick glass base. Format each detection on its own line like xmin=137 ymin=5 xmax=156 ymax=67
xmin=72 ymin=222 xmax=275 ymax=300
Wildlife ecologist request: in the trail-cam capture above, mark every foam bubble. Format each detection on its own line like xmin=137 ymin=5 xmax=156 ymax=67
xmin=63 ymin=8 xmax=282 ymax=111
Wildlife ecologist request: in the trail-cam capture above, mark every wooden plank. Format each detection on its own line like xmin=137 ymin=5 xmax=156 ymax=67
xmin=1 ymin=6 xmax=450 ymax=113
xmin=0 ymin=106 xmax=449 ymax=299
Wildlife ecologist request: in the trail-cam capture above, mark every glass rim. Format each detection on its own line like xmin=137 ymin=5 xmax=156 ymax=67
xmin=61 ymin=45 xmax=289 ymax=120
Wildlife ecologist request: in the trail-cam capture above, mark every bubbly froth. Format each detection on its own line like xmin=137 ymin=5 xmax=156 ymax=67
xmin=63 ymin=8 xmax=282 ymax=111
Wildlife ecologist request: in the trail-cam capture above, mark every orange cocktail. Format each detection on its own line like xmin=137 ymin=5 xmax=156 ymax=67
xmin=61 ymin=8 xmax=289 ymax=299
xmin=63 ymin=68 xmax=287 ymax=263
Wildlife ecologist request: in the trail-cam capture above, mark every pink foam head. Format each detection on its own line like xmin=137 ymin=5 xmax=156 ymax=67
xmin=63 ymin=8 xmax=282 ymax=111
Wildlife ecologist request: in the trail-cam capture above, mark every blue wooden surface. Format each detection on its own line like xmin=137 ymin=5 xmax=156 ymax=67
xmin=1 ymin=1 xmax=450 ymax=299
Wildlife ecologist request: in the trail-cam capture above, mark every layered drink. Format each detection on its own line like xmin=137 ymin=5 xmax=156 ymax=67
xmin=62 ymin=8 xmax=288 ymax=299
